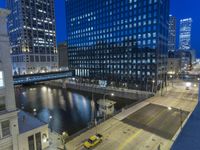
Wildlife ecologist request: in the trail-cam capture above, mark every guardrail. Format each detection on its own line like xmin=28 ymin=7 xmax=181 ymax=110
xmin=13 ymin=70 xmax=75 ymax=85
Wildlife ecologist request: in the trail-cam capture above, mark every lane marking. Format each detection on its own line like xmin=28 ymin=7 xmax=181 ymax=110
xmin=117 ymin=129 xmax=142 ymax=150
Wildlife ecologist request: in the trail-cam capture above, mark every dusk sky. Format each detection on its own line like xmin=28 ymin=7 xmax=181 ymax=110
xmin=1 ymin=0 xmax=200 ymax=57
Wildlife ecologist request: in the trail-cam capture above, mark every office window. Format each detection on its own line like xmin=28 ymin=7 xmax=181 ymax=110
xmin=0 ymin=96 xmax=6 ymax=111
xmin=1 ymin=120 xmax=11 ymax=138
xmin=0 ymin=71 xmax=4 ymax=88
xmin=28 ymin=135 xmax=35 ymax=150
xmin=36 ymin=132 xmax=42 ymax=150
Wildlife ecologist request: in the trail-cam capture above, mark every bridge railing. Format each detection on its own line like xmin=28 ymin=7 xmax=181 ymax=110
xmin=13 ymin=70 xmax=75 ymax=85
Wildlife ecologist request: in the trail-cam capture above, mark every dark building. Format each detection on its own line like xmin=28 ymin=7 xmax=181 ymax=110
xmin=169 ymin=51 xmax=192 ymax=72
xmin=58 ymin=42 xmax=68 ymax=68
xmin=167 ymin=52 xmax=181 ymax=76
xmin=66 ymin=0 xmax=169 ymax=90
xmin=168 ymin=15 xmax=176 ymax=52
xmin=7 ymin=0 xmax=58 ymax=75
xmin=176 ymin=50 xmax=192 ymax=71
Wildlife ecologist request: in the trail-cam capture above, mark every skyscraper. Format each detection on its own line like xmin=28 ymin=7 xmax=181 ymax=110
xmin=66 ymin=0 xmax=169 ymax=90
xmin=7 ymin=0 xmax=58 ymax=75
xmin=58 ymin=42 xmax=68 ymax=68
xmin=179 ymin=18 xmax=192 ymax=50
xmin=168 ymin=15 xmax=176 ymax=52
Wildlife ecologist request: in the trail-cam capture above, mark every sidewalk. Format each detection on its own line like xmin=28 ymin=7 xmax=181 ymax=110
xmin=171 ymin=103 xmax=200 ymax=150
xmin=171 ymin=85 xmax=200 ymax=150
xmin=45 ymin=130 xmax=62 ymax=150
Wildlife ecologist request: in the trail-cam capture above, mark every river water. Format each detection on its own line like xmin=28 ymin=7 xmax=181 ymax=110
xmin=15 ymin=84 xmax=137 ymax=135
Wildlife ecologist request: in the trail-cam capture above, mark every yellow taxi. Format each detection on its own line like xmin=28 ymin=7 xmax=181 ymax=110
xmin=83 ymin=134 xmax=103 ymax=149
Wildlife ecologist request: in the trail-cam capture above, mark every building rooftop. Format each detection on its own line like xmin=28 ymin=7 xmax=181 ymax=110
xmin=18 ymin=111 xmax=46 ymax=134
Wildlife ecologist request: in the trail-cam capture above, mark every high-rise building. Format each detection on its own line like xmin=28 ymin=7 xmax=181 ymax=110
xmin=0 ymin=8 xmax=19 ymax=150
xmin=179 ymin=18 xmax=192 ymax=50
xmin=168 ymin=15 xmax=176 ymax=52
xmin=7 ymin=0 xmax=58 ymax=75
xmin=66 ymin=0 xmax=169 ymax=90
xmin=58 ymin=42 xmax=68 ymax=68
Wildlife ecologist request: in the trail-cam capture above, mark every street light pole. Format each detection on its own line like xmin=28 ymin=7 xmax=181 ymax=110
xmin=103 ymin=94 xmax=107 ymax=121
xmin=103 ymin=93 xmax=114 ymax=120
xmin=152 ymin=80 xmax=155 ymax=93
xmin=180 ymin=108 xmax=183 ymax=131
xmin=169 ymin=107 xmax=183 ymax=132
xmin=61 ymin=131 xmax=68 ymax=150
xmin=170 ymin=75 xmax=173 ymax=87
xmin=161 ymin=80 xmax=163 ymax=96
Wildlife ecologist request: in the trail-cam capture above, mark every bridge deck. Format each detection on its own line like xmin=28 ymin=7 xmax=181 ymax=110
xmin=13 ymin=70 xmax=74 ymax=85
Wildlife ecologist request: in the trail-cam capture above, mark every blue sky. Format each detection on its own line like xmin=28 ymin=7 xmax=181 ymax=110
xmin=1 ymin=0 xmax=200 ymax=57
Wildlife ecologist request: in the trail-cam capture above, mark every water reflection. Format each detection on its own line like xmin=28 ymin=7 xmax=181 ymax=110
xmin=15 ymin=85 xmax=135 ymax=135
xmin=15 ymin=85 xmax=92 ymax=134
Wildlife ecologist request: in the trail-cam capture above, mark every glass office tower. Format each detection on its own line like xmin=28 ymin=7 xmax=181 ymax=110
xmin=7 ymin=0 xmax=58 ymax=75
xmin=66 ymin=0 xmax=169 ymax=90
xmin=179 ymin=18 xmax=192 ymax=50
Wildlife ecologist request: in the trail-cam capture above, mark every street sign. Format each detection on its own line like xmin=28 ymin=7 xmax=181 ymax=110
xmin=99 ymin=80 xmax=107 ymax=88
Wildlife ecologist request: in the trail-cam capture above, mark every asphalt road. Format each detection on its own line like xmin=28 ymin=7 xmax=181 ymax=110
xmin=65 ymin=80 xmax=198 ymax=150
xmin=122 ymin=104 xmax=189 ymax=139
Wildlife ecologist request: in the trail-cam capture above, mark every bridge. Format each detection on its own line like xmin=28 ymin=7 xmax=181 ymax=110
xmin=13 ymin=70 xmax=75 ymax=85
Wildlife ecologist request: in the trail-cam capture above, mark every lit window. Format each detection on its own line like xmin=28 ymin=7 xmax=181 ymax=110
xmin=1 ymin=120 xmax=10 ymax=138
xmin=0 ymin=71 xmax=4 ymax=88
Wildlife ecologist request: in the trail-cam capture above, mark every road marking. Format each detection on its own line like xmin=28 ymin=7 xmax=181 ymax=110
xmin=117 ymin=129 xmax=142 ymax=150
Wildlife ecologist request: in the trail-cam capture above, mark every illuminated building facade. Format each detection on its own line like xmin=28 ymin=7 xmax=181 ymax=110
xmin=168 ymin=15 xmax=176 ymax=52
xmin=66 ymin=0 xmax=169 ymax=90
xmin=179 ymin=18 xmax=192 ymax=50
xmin=7 ymin=0 xmax=58 ymax=75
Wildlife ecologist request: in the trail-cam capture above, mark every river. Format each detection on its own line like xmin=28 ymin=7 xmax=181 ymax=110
xmin=15 ymin=84 xmax=137 ymax=135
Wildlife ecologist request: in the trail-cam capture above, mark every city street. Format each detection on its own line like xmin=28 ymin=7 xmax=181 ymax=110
xmin=65 ymin=80 xmax=198 ymax=150
xmin=189 ymin=62 xmax=200 ymax=75
xmin=122 ymin=104 xmax=189 ymax=139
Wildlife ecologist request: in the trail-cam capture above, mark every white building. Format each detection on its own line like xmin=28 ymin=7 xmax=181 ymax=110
xmin=179 ymin=18 xmax=192 ymax=50
xmin=0 ymin=8 xmax=49 ymax=150
xmin=17 ymin=111 xmax=49 ymax=150
xmin=0 ymin=8 xmax=19 ymax=150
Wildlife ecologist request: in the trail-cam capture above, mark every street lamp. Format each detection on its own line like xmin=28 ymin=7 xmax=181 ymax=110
xmin=185 ymin=82 xmax=191 ymax=90
xmin=103 ymin=93 xmax=114 ymax=120
xmin=168 ymin=107 xmax=183 ymax=131
xmin=180 ymin=108 xmax=183 ymax=131
xmin=168 ymin=107 xmax=172 ymax=110
xmin=170 ymin=75 xmax=173 ymax=87
xmin=33 ymin=108 xmax=37 ymax=116
xmin=60 ymin=131 xmax=68 ymax=150
xmin=49 ymin=115 xmax=53 ymax=132
xmin=152 ymin=80 xmax=155 ymax=93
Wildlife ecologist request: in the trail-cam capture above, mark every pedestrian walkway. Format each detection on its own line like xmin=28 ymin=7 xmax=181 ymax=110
xmin=171 ymin=85 xmax=200 ymax=150
xmin=171 ymin=103 xmax=200 ymax=150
